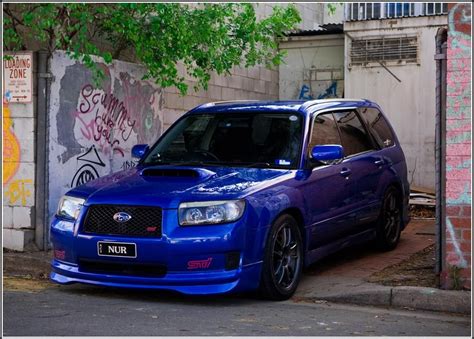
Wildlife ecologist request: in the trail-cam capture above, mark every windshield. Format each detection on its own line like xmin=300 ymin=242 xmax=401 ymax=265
xmin=142 ymin=112 xmax=304 ymax=169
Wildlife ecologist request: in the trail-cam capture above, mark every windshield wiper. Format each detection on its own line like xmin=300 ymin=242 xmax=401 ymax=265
xmin=145 ymin=160 xmax=223 ymax=167
xmin=144 ymin=160 xmax=273 ymax=168
xmin=241 ymin=162 xmax=272 ymax=168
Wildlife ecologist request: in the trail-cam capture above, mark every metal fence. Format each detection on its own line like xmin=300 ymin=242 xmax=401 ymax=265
xmin=345 ymin=3 xmax=448 ymax=21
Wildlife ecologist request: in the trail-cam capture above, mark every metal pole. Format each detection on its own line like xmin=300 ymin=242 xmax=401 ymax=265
xmin=35 ymin=50 xmax=51 ymax=250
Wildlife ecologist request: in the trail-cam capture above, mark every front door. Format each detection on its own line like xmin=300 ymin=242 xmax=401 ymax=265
xmin=302 ymin=112 xmax=358 ymax=249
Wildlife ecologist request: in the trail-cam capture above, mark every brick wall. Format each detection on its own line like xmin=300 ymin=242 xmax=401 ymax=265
xmin=442 ymin=3 xmax=471 ymax=289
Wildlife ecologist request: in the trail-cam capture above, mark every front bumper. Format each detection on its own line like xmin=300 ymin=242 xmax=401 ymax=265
xmin=50 ymin=207 xmax=266 ymax=294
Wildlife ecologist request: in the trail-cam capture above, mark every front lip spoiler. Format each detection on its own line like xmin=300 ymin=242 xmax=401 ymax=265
xmin=50 ymin=259 xmax=262 ymax=295
xmin=50 ymin=271 xmax=239 ymax=295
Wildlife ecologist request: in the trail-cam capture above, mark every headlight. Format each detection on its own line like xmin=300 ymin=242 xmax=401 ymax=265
xmin=56 ymin=196 xmax=85 ymax=220
xmin=178 ymin=200 xmax=245 ymax=226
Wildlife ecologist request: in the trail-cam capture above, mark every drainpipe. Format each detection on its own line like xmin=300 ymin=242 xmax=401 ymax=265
xmin=35 ymin=50 xmax=52 ymax=250
xmin=434 ymin=31 xmax=447 ymax=277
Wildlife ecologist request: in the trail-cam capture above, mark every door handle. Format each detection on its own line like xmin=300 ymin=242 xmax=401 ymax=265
xmin=374 ymin=159 xmax=384 ymax=166
xmin=340 ymin=168 xmax=352 ymax=177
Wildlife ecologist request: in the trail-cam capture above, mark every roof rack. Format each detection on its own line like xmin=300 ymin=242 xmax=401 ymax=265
xmin=198 ymin=100 xmax=262 ymax=109
xmin=300 ymin=98 xmax=367 ymax=110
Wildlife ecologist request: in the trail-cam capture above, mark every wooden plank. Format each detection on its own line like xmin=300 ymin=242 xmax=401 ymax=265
xmin=409 ymin=198 xmax=436 ymax=207
xmin=410 ymin=185 xmax=435 ymax=195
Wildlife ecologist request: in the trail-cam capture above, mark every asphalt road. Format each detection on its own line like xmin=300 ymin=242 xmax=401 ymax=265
xmin=3 ymin=280 xmax=471 ymax=336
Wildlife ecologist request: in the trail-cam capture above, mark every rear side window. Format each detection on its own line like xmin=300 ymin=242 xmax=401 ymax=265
xmin=359 ymin=108 xmax=395 ymax=148
xmin=308 ymin=113 xmax=341 ymax=156
xmin=332 ymin=111 xmax=374 ymax=156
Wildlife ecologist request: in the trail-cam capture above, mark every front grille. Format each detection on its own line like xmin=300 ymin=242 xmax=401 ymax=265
xmin=79 ymin=259 xmax=167 ymax=277
xmin=83 ymin=205 xmax=162 ymax=237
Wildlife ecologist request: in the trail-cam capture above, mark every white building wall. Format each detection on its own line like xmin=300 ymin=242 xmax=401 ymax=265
xmin=279 ymin=34 xmax=345 ymax=100
xmin=323 ymin=4 xmax=345 ymax=24
xmin=3 ymin=100 xmax=36 ymax=250
xmin=344 ymin=15 xmax=447 ymax=189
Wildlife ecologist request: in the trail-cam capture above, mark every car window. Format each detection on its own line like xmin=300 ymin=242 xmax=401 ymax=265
xmin=168 ymin=116 xmax=213 ymax=155
xmin=332 ymin=111 xmax=374 ymax=156
xmin=308 ymin=113 xmax=341 ymax=157
xmin=359 ymin=107 xmax=395 ymax=148
xmin=142 ymin=112 xmax=304 ymax=169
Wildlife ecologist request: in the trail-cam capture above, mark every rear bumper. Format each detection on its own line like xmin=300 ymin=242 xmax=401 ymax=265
xmin=50 ymin=259 xmax=262 ymax=295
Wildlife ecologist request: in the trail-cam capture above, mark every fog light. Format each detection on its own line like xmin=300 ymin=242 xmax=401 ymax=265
xmin=225 ymin=252 xmax=240 ymax=270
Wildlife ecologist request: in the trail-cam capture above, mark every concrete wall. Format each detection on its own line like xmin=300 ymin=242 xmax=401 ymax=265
xmin=47 ymin=51 xmax=164 ymax=227
xmin=162 ymin=63 xmax=279 ymax=130
xmin=3 ymin=101 xmax=36 ymax=250
xmin=279 ymin=34 xmax=345 ymax=100
xmin=344 ymin=15 xmax=448 ymax=190
xmin=442 ymin=3 xmax=471 ymax=290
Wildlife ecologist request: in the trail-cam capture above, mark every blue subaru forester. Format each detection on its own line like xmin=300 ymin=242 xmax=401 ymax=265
xmin=51 ymin=99 xmax=410 ymax=300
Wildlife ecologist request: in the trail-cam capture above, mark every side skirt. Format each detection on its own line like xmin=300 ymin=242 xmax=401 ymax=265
xmin=304 ymin=229 xmax=376 ymax=267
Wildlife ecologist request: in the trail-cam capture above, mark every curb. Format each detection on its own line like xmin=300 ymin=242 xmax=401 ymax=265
xmin=391 ymin=286 xmax=471 ymax=315
xmin=302 ymin=286 xmax=471 ymax=315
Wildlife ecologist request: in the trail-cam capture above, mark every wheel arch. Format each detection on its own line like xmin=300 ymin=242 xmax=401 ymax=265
xmin=385 ymin=181 xmax=403 ymax=197
xmin=272 ymin=207 xmax=307 ymax=252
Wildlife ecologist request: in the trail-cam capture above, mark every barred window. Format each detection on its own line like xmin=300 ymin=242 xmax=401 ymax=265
xmin=346 ymin=3 xmax=448 ymax=21
xmin=350 ymin=36 xmax=418 ymax=65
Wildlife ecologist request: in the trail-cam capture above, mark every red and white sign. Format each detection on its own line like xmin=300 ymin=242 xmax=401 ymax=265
xmin=3 ymin=51 xmax=33 ymax=103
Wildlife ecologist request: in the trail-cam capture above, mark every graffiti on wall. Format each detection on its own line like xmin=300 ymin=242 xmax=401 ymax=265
xmin=298 ymin=68 xmax=344 ymax=100
xmin=3 ymin=104 xmax=20 ymax=185
xmin=71 ymin=146 xmax=106 ymax=187
xmin=71 ymin=74 xmax=161 ymax=158
xmin=5 ymin=179 xmax=33 ymax=206
xmin=317 ymin=82 xmax=338 ymax=99
xmin=298 ymin=81 xmax=341 ymax=100
xmin=121 ymin=160 xmax=137 ymax=171
xmin=298 ymin=84 xmax=313 ymax=100
xmin=3 ymin=103 xmax=34 ymax=207
xmin=48 ymin=51 xmax=164 ymax=221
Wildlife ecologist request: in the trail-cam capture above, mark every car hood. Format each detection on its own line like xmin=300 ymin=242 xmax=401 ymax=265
xmin=69 ymin=165 xmax=294 ymax=209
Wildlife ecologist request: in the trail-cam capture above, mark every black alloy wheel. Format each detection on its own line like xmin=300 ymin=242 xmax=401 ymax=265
xmin=376 ymin=187 xmax=402 ymax=251
xmin=259 ymin=214 xmax=303 ymax=300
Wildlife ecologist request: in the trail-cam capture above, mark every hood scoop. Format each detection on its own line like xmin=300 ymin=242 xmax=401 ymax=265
xmin=140 ymin=166 xmax=217 ymax=180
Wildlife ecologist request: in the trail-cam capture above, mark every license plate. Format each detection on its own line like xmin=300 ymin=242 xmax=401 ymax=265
xmin=97 ymin=241 xmax=136 ymax=258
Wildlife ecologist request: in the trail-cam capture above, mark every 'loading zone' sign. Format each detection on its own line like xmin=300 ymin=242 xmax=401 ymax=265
xmin=3 ymin=52 xmax=33 ymax=103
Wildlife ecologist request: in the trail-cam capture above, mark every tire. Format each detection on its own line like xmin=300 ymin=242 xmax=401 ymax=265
xmin=259 ymin=214 xmax=303 ymax=301
xmin=375 ymin=186 xmax=402 ymax=251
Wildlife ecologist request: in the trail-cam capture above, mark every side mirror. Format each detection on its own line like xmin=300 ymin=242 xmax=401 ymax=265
xmin=311 ymin=144 xmax=344 ymax=162
xmin=131 ymin=144 xmax=149 ymax=159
